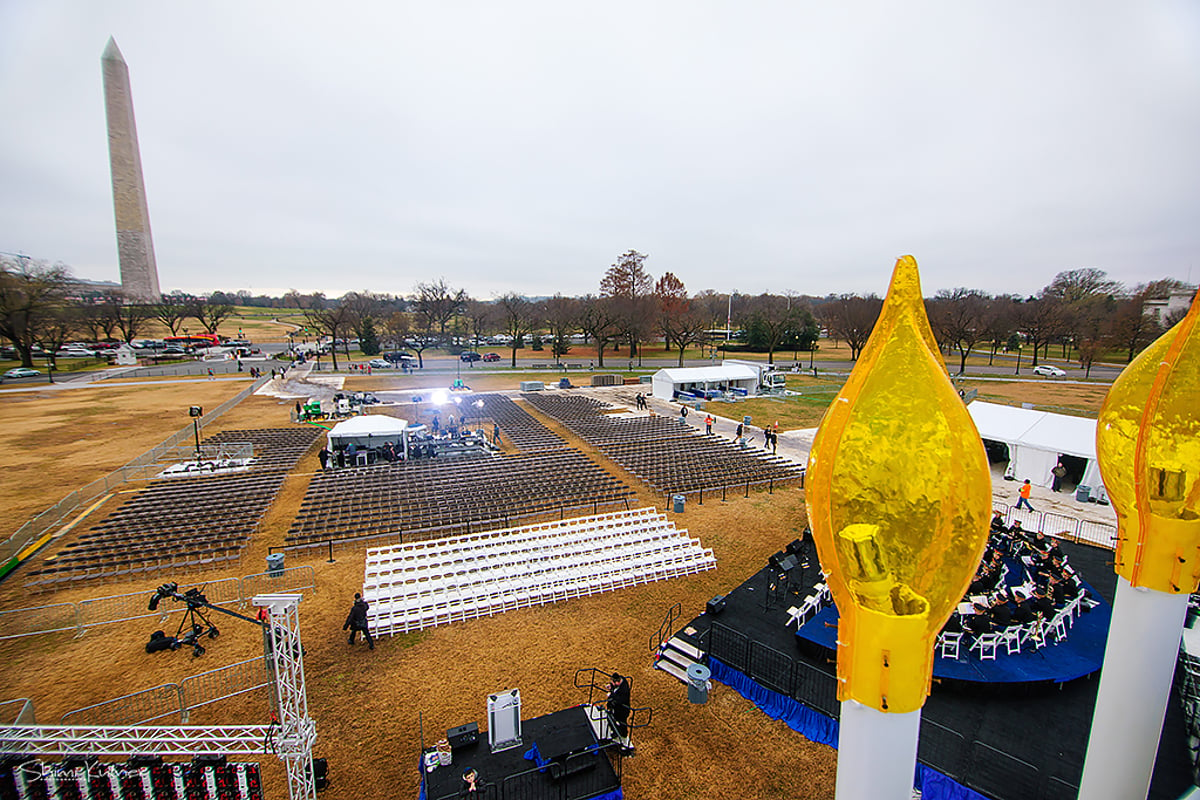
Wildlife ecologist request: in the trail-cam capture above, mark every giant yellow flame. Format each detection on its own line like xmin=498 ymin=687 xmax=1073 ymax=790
xmin=806 ymin=256 xmax=991 ymax=713
xmin=1097 ymin=292 xmax=1200 ymax=593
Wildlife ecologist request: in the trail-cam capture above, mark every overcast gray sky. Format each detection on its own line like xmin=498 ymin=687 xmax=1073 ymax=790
xmin=2 ymin=1 xmax=1198 ymax=300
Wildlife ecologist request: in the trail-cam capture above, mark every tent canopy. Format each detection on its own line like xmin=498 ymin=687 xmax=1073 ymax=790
xmin=967 ymin=401 xmax=1103 ymax=492
xmin=651 ymin=364 xmax=760 ymax=400
xmin=327 ymin=415 xmax=408 ymax=449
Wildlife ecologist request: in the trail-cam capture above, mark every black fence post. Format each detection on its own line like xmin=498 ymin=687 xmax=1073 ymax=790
xmin=722 ymin=484 xmax=727 ymax=502
xmin=770 ymin=477 xmax=774 ymax=494
xmin=327 ymin=540 xmax=335 ymax=564
xmin=745 ymin=481 xmax=750 ymax=498
xmin=698 ymin=488 xmax=703 ymax=505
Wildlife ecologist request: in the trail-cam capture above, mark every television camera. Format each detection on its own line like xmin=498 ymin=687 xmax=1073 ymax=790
xmin=146 ymin=582 xmax=264 ymax=658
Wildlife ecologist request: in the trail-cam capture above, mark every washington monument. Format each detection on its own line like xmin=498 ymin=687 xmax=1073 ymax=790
xmin=102 ymin=37 xmax=161 ymax=301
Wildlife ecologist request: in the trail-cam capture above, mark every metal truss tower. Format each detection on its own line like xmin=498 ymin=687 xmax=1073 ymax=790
xmin=0 ymin=593 xmax=316 ymax=800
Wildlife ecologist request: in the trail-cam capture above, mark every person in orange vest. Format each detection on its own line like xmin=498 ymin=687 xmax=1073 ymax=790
xmin=1016 ymin=479 xmax=1035 ymax=511
xmin=704 ymin=415 xmax=715 ymax=435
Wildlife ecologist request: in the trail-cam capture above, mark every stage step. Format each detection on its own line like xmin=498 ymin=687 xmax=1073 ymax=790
xmin=654 ymin=633 xmax=707 ymax=685
xmin=654 ymin=658 xmax=689 ymax=683
xmin=584 ymin=703 xmax=612 ymax=742
xmin=665 ymin=635 xmax=704 ymax=661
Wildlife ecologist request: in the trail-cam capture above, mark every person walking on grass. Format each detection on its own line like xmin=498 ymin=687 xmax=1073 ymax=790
xmin=1016 ymin=479 xmax=1035 ymax=511
xmin=343 ymin=592 xmax=374 ymax=650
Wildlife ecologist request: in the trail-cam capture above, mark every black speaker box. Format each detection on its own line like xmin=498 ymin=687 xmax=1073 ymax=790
xmin=447 ymin=722 xmax=479 ymax=749
xmin=769 ymin=552 xmax=799 ymax=571
xmin=706 ymin=595 xmax=726 ymax=615
xmin=786 ymin=538 xmax=804 ymax=555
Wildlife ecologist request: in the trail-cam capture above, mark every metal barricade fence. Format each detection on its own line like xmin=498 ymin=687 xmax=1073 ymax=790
xmin=0 ymin=377 xmax=268 ymax=572
xmin=240 ymin=566 xmax=316 ymax=599
xmin=76 ymin=577 xmax=243 ymax=632
xmin=60 ymin=683 xmax=184 ymax=726
xmin=0 ymin=699 xmax=36 ymax=725
xmin=179 ymin=657 xmax=270 ymax=722
xmin=0 ymin=602 xmax=80 ymax=641
xmin=1077 ymin=519 xmax=1119 ymax=548
xmin=1041 ymin=511 xmax=1080 ymax=540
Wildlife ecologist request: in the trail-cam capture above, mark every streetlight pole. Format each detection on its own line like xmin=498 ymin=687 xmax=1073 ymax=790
xmin=1014 ymin=346 xmax=1022 ymax=375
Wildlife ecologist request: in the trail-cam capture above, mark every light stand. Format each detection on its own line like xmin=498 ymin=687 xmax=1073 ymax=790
xmin=189 ymin=406 xmax=203 ymax=462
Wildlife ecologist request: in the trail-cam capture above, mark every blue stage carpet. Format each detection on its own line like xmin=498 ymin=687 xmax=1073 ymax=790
xmin=796 ymin=584 xmax=1110 ymax=684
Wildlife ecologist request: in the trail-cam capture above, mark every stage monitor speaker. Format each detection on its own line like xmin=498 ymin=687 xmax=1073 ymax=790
xmin=192 ymin=755 xmax=226 ymax=768
xmin=769 ymin=552 xmax=799 ymax=571
xmin=447 ymin=722 xmax=479 ymax=749
xmin=706 ymin=595 xmax=726 ymax=615
xmin=786 ymin=538 xmax=804 ymax=555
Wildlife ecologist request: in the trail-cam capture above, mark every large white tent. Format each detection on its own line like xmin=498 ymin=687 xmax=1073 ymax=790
xmin=326 ymin=415 xmax=411 ymax=456
xmin=651 ymin=364 xmax=760 ymax=401
xmin=967 ymin=401 xmax=1104 ymax=496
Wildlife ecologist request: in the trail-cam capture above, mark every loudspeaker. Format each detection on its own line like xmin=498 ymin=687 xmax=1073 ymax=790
xmin=447 ymin=722 xmax=479 ymax=749
xmin=193 ymin=755 xmax=227 ymax=768
xmin=769 ymin=552 xmax=799 ymax=571
xmin=786 ymin=538 xmax=804 ymax=555
xmin=308 ymin=758 xmax=329 ymax=791
xmin=706 ymin=595 xmax=726 ymax=615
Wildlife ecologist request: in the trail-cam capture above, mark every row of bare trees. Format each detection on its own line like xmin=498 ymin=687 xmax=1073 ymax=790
xmin=0 ymin=255 xmax=239 ymax=368
xmin=5 ymin=254 xmax=1191 ymax=375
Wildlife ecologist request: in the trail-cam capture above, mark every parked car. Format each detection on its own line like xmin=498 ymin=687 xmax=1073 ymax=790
xmin=368 ymin=358 xmax=392 ymax=369
xmin=3 ymin=367 xmax=41 ymax=379
xmin=384 ymin=352 xmax=415 ymax=364
xmin=482 ymin=352 xmax=501 ymax=362
xmin=56 ymin=347 xmax=97 ymax=358
xmin=460 ymin=352 xmax=482 ymax=363
xmin=1032 ymin=365 xmax=1066 ymax=377
xmin=162 ymin=346 xmax=188 ymax=356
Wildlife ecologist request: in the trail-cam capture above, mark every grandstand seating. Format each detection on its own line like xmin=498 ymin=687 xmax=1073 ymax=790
xmin=520 ymin=393 xmax=805 ymax=496
xmin=364 ymin=507 xmax=716 ymax=635
xmin=24 ymin=428 xmax=322 ymax=590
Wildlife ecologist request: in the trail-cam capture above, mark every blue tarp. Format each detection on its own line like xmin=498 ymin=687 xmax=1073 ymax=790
xmin=709 ymin=657 xmax=989 ymax=800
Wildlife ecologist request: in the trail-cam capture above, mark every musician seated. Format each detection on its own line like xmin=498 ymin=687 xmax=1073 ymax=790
xmin=991 ymin=511 xmax=1009 ymax=533
xmin=964 ymin=604 xmax=993 ymax=635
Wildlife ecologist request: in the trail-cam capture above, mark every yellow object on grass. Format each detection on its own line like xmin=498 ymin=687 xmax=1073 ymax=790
xmin=1097 ymin=291 xmax=1200 ymax=594
xmin=806 ymin=255 xmax=991 ymax=714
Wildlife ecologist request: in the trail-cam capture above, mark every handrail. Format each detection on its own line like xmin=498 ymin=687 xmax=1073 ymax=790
xmin=650 ymin=601 xmax=682 ymax=652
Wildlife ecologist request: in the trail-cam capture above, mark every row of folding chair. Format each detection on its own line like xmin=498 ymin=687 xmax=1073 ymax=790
xmin=367 ymin=532 xmax=701 ymax=605
xmin=364 ymin=513 xmax=673 ymax=579
xmin=364 ymin=508 xmax=664 ymax=568
xmin=369 ymin=545 xmax=715 ymax=635
xmin=940 ymin=592 xmax=1088 ymax=661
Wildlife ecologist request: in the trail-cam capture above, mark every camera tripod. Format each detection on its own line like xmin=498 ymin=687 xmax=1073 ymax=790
xmin=171 ymin=600 xmax=220 ymax=657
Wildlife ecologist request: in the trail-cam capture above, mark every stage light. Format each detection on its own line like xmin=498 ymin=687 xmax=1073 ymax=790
xmin=432 ymin=390 xmax=449 ymax=405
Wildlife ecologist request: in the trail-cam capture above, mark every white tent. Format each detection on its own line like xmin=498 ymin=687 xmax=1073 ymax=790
xmin=651 ymin=364 xmax=760 ymax=401
xmin=327 ymin=415 xmax=410 ymax=456
xmin=967 ymin=401 xmax=1104 ymax=495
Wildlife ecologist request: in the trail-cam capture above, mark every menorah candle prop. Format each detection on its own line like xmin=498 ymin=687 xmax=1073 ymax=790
xmin=806 ymin=256 xmax=992 ymax=800
xmin=1078 ymin=292 xmax=1200 ymax=800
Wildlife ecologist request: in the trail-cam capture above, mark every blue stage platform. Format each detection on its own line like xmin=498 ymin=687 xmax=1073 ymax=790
xmin=796 ymin=584 xmax=1111 ymax=684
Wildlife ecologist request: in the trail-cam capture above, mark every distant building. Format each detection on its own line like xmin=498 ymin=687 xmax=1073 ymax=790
xmin=1143 ymin=287 xmax=1197 ymax=324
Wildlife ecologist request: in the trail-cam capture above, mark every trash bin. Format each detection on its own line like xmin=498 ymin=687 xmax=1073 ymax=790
xmin=743 ymin=415 xmax=753 ymax=425
xmin=673 ymin=494 xmax=685 ymax=513
xmin=1075 ymin=485 xmax=1091 ymax=503
xmin=266 ymin=553 xmax=285 ymax=577
xmin=687 ymin=663 xmax=711 ymax=704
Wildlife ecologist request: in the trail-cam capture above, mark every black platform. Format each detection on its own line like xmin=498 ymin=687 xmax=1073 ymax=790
xmin=672 ymin=540 xmax=1194 ymax=800
xmin=420 ymin=705 xmax=622 ymax=800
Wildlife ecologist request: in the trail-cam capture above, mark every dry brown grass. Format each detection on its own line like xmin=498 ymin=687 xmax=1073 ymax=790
xmin=1 ymin=371 xmax=1118 ymax=800
xmin=0 ymin=377 xmax=838 ymax=800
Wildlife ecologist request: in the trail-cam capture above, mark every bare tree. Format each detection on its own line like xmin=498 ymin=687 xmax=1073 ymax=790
xmin=820 ymin=294 xmax=882 ymax=361
xmin=655 ymin=274 xmax=708 ymax=366
xmin=302 ymin=301 xmax=354 ymax=370
xmin=187 ymin=296 xmax=234 ymax=336
xmin=578 ymin=295 xmax=622 ymax=368
xmin=601 ymin=250 xmax=655 ymax=362
xmin=743 ymin=293 xmax=802 ymax=365
xmin=1012 ymin=296 xmax=1067 ymax=366
xmin=980 ymin=295 xmax=1017 ymax=365
xmin=153 ymin=293 xmax=190 ymax=336
xmin=413 ymin=279 xmax=467 ymax=347
xmin=112 ymin=294 xmax=153 ymax=344
xmin=496 ymin=293 xmax=537 ymax=368
xmin=1074 ymin=294 xmax=1115 ymax=378
xmin=343 ymin=292 xmax=386 ymax=356
xmin=543 ymin=294 xmax=580 ymax=365
xmin=1109 ymin=287 xmax=1162 ymax=363
xmin=463 ymin=299 xmax=499 ymax=351
xmin=0 ymin=255 xmax=72 ymax=367
xmin=382 ymin=311 xmax=411 ymax=353
xmin=927 ymin=288 xmax=989 ymax=375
